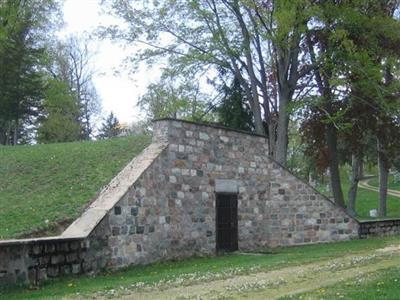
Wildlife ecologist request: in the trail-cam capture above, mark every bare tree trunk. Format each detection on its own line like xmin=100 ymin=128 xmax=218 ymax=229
xmin=377 ymin=137 xmax=388 ymax=217
xmin=13 ymin=118 xmax=19 ymax=146
xmin=359 ymin=160 xmax=364 ymax=178
xmin=275 ymin=89 xmax=290 ymax=165
xmin=326 ymin=122 xmax=345 ymax=208
xmin=348 ymin=153 xmax=362 ymax=216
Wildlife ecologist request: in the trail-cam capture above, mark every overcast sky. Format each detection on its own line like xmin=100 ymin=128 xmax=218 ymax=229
xmin=61 ymin=0 xmax=157 ymax=125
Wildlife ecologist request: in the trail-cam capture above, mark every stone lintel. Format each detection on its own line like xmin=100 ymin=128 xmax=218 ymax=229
xmin=215 ymin=179 xmax=238 ymax=193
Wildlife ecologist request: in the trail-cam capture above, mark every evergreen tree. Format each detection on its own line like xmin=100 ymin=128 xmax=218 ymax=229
xmin=217 ymin=77 xmax=254 ymax=132
xmin=0 ymin=0 xmax=61 ymax=145
xmin=97 ymin=112 xmax=121 ymax=139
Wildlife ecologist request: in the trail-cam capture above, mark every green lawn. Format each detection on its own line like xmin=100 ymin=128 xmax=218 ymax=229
xmin=284 ymin=266 xmax=400 ymax=300
xmin=0 ymin=135 xmax=151 ymax=239
xmin=1 ymin=237 xmax=399 ymax=300
xmin=369 ymin=174 xmax=400 ymax=191
xmin=320 ymin=168 xmax=400 ymax=220
xmin=342 ymin=180 xmax=400 ymax=220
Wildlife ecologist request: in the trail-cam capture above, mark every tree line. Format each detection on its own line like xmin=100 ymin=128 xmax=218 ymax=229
xmin=0 ymin=0 xmax=113 ymax=145
xmin=103 ymin=0 xmax=400 ymax=217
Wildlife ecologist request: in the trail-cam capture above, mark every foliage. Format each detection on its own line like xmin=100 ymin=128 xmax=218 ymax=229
xmin=300 ymin=0 xmax=400 ymax=208
xmin=138 ymin=70 xmax=211 ymax=122
xmin=216 ymin=77 xmax=254 ymax=131
xmin=97 ymin=112 xmax=122 ymax=139
xmin=101 ymin=0 xmax=317 ymax=163
xmin=37 ymin=79 xmax=81 ymax=143
xmin=317 ymin=167 xmax=400 ymax=220
xmin=0 ymin=135 xmax=151 ymax=239
xmin=0 ymin=0 xmax=61 ymax=145
xmin=46 ymin=36 xmax=101 ymax=140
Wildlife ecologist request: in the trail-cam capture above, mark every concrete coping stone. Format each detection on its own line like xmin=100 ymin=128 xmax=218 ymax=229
xmin=358 ymin=218 xmax=400 ymax=224
xmin=0 ymin=236 xmax=82 ymax=246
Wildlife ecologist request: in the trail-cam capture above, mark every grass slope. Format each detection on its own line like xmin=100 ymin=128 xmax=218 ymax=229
xmin=0 ymin=135 xmax=151 ymax=239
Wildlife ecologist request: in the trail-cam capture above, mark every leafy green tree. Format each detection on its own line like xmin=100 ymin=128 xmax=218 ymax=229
xmin=303 ymin=0 xmax=400 ymax=209
xmin=37 ymin=79 xmax=81 ymax=143
xmin=101 ymin=0 xmax=316 ymax=164
xmin=138 ymin=71 xmax=210 ymax=122
xmin=97 ymin=112 xmax=122 ymax=139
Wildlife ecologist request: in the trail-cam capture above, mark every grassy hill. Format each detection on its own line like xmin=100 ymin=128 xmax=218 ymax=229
xmin=0 ymin=135 xmax=151 ymax=239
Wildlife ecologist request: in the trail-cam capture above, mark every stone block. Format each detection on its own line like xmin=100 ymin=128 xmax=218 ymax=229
xmin=199 ymin=132 xmax=209 ymax=140
xmin=44 ymin=244 xmax=56 ymax=254
xmin=114 ymin=206 xmax=122 ymax=215
xmin=112 ymin=227 xmax=120 ymax=236
xmin=66 ymin=253 xmax=78 ymax=263
xmin=136 ymin=226 xmax=145 ymax=234
xmin=32 ymin=245 xmax=42 ymax=256
xmin=72 ymin=264 xmax=81 ymax=274
xmin=69 ymin=241 xmax=80 ymax=251
xmin=51 ymin=254 xmax=65 ymax=265
xmin=47 ymin=266 xmax=59 ymax=277
xmin=131 ymin=207 xmax=139 ymax=216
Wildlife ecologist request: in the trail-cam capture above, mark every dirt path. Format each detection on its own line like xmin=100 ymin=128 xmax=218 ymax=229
xmin=83 ymin=244 xmax=400 ymax=300
xmin=359 ymin=178 xmax=400 ymax=198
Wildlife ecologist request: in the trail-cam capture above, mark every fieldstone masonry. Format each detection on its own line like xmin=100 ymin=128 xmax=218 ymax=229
xmin=0 ymin=118 xmax=361 ymax=286
xmin=359 ymin=219 xmax=400 ymax=238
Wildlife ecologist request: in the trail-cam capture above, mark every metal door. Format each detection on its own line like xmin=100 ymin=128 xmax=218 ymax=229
xmin=216 ymin=193 xmax=238 ymax=252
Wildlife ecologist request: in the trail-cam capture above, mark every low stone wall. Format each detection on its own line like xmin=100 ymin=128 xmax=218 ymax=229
xmin=0 ymin=218 xmax=110 ymax=287
xmin=359 ymin=219 xmax=400 ymax=238
xmin=0 ymin=238 xmax=85 ymax=286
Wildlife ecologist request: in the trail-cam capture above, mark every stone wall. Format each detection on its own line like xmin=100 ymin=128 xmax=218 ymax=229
xmin=0 ymin=218 xmax=110 ymax=287
xmin=359 ymin=219 xmax=400 ymax=238
xmin=101 ymin=119 xmax=359 ymax=269
xmin=0 ymin=239 xmax=86 ymax=286
xmin=0 ymin=118 xmax=361 ymax=286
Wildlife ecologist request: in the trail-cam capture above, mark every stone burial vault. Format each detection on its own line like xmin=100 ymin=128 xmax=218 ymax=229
xmin=0 ymin=118 xmax=359 ymax=286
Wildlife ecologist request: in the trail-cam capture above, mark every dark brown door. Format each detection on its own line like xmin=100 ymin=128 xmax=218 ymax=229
xmin=216 ymin=193 xmax=238 ymax=252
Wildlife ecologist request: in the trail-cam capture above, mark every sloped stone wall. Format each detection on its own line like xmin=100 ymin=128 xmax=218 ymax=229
xmin=100 ymin=119 xmax=359 ymax=269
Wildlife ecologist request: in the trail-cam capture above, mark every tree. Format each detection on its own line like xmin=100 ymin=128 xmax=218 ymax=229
xmin=101 ymin=0 xmax=316 ymax=164
xmin=37 ymin=78 xmax=81 ymax=143
xmin=216 ymin=77 xmax=254 ymax=131
xmin=47 ymin=36 xmax=101 ymax=140
xmin=302 ymin=0 xmax=400 ymax=208
xmin=97 ymin=112 xmax=122 ymax=139
xmin=138 ymin=70 xmax=210 ymax=122
xmin=0 ymin=0 xmax=61 ymax=145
